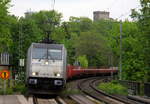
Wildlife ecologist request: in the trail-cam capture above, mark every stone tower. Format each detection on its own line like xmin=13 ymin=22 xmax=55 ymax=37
xmin=93 ymin=11 xmax=110 ymax=21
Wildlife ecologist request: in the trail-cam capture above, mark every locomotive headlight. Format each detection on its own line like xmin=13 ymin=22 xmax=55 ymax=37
xmin=32 ymin=72 xmax=36 ymax=76
xmin=32 ymin=72 xmax=38 ymax=76
xmin=45 ymin=61 xmax=49 ymax=65
xmin=54 ymin=72 xmax=61 ymax=77
xmin=56 ymin=73 xmax=60 ymax=77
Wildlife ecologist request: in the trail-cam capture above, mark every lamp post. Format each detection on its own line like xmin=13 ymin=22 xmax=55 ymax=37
xmin=119 ymin=21 xmax=122 ymax=80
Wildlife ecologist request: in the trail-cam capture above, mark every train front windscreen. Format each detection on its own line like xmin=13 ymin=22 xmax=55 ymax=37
xmin=32 ymin=48 xmax=62 ymax=60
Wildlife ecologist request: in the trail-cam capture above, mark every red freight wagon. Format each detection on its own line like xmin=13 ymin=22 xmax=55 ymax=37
xmin=67 ymin=65 xmax=118 ymax=79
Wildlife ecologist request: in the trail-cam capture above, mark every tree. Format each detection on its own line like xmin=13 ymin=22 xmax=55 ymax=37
xmin=94 ymin=20 xmax=120 ymax=66
xmin=121 ymin=21 xmax=145 ymax=81
xmin=0 ymin=0 xmax=12 ymax=52
xmin=131 ymin=0 xmax=150 ymax=81
xmin=77 ymin=55 xmax=88 ymax=68
xmin=74 ymin=31 xmax=110 ymax=67
xmin=26 ymin=10 xmax=62 ymax=41
xmin=60 ymin=17 xmax=94 ymax=64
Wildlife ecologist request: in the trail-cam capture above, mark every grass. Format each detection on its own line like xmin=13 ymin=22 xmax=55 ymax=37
xmin=12 ymin=83 xmax=27 ymax=94
xmin=97 ymin=80 xmax=128 ymax=96
xmin=61 ymin=89 xmax=81 ymax=96
xmin=0 ymin=79 xmax=27 ymax=95
xmin=60 ymin=83 xmax=81 ymax=96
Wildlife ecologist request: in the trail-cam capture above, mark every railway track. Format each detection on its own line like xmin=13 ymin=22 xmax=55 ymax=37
xmin=77 ymin=77 xmax=143 ymax=104
xmin=27 ymin=77 xmax=145 ymax=104
xmin=69 ymin=94 xmax=96 ymax=104
xmin=31 ymin=95 xmax=67 ymax=104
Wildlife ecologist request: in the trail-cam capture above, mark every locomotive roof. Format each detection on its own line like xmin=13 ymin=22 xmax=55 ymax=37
xmin=32 ymin=43 xmax=64 ymax=50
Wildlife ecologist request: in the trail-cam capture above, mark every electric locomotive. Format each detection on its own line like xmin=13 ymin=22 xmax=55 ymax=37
xmin=26 ymin=43 xmax=67 ymax=94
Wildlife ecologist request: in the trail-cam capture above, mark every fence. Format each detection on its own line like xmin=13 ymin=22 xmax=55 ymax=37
xmin=119 ymin=80 xmax=140 ymax=95
xmin=119 ymin=80 xmax=150 ymax=97
xmin=144 ymin=82 xmax=150 ymax=97
xmin=0 ymin=53 xmax=10 ymax=65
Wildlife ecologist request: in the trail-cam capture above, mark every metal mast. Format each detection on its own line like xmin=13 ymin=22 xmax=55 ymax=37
xmin=119 ymin=21 xmax=122 ymax=80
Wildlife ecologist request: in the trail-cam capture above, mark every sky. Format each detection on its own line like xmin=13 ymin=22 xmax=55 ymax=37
xmin=9 ymin=0 xmax=140 ymax=21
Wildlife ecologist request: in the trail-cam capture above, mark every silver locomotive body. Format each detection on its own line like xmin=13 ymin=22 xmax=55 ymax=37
xmin=26 ymin=43 xmax=67 ymax=94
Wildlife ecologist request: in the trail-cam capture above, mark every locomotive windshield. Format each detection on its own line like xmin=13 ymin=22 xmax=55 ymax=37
xmin=48 ymin=49 xmax=62 ymax=60
xmin=32 ymin=48 xmax=62 ymax=60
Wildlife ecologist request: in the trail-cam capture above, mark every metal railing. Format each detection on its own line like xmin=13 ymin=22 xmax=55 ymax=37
xmin=119 ymin=80 xmax=150 ymax=97
xmin=144 ymin=82 xmax=150 ymax=97
xmin=119 ymin=80 xmax=140 ymax=95
xmin=0 ymin=53 xmax=10 ymax=65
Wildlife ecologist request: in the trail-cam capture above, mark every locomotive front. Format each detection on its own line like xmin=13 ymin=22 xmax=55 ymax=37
xmin=26 ymin=43 xmax=67 ymax=94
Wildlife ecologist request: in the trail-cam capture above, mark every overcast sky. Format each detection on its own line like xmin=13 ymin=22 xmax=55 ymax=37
xmin=9 ymin=0 xmax=140 ymax=21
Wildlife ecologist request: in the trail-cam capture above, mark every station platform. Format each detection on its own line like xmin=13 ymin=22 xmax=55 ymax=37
xmin=0 ymin=95 xmax=28 ymax=104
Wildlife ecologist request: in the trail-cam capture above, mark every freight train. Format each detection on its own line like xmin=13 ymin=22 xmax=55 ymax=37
xmin=26 ymin=43 xmax=118 ymax=94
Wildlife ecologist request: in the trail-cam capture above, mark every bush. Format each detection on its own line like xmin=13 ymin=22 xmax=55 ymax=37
xmin=0 ymin=80 xmax=27 ymax=95
xmin=0 ymin=88 xmax=13 ymax=95
xmin=98 ymin=81 xmax=128 ymax=96
xmin=111 ymin=80 xmax=119 ymax=84
xmin=6 ymin=88 xmax=13 ymax=94
xmin=0 ymin=90 xmax=3 ymax=95
xmin=13 ymin=83 xmax=27 ymax=94
xmin=77 ymin=55 xmax=88 ymax=68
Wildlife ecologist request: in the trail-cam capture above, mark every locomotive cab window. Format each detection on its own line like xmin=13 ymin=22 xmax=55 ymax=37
xmin=32 ymin=48 xmax=47 ymax=59
xmin=48 ymin=49 xmax=62 ymax=60
xmin=32 ymin=48 xmax=62 ymax=60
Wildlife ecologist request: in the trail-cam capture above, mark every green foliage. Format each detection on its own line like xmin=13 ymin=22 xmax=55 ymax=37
xmin=74 ymin=31 xmax=106 ymax=56
xmin=77 ymin=55 xmax=88 ymax=68
xmin=0 ymin=90 xmax=3 ymax=95
xmin=61 ymin=89 xmax=80 ymax=96
xmin=139 ymin=0 xmax=150 ymax=82
xmin=120 ymin=21 xmax=146 ymax=81
xmin=0 ymin=0 xmax=12 ymax=53
xmin=98 ymin=81 xmax=128 ymax=95
xmin=0 ymin=85 xmax=26 ymax=95
xmin=130 ymin=0 xmax=150 ymax=81
xmin=27 ymin=10 xmax=62 ymax=36
xmin=0 ymin=88 xmax=13 ymax=95
xmin=111 ymin=80 xmax=118 ymax=84
xmin=12 ymin=83 xmax=27 ymax=94
xmin=0 ymin=0 xmax=10 ymax=18
xmin=6 ymin=88 xmax=13 ymax=94
xmin=60 ymin=83 xmax=81 ymax=96
xmin=73 ymin=31 xmax=110 ymax=67
xmin=0 ymin=80 xmax=27 ymax=95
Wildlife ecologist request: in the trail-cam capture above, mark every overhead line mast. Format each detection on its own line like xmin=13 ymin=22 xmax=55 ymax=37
xmin=116 ymin=5 xmax=140 ymax=80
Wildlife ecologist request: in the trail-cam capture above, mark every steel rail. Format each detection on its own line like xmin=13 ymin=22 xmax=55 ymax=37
xmin=77 ymin=77 xmax=142 ymax=104
xmin=32 ymin=96 xmax=57 ymax=104
xmin=69 ymin=94 xmax=96 ymax=104
xmin=90 ymin=78 xmax=142 ymax=104
xmin=77 ymin=77 xmax=122 ymax=104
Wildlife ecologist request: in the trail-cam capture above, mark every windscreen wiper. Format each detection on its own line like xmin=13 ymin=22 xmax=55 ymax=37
xmin=38 ymin=54 xmax=47 ymax=61
xmin=48 ymin=53 xmax=55 ymax=62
